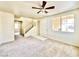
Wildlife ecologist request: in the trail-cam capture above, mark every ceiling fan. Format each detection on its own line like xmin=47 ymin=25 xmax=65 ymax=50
xmin=32 ymin=1 xmax=55 ymax=14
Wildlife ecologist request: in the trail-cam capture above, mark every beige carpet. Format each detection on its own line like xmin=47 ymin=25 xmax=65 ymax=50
xmin=0 ymin=35 xmax=79 ymax=57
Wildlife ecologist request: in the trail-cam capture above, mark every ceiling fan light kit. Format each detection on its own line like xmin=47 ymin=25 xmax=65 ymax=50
xmin=32 ymin=1 xmax=55 ymax=14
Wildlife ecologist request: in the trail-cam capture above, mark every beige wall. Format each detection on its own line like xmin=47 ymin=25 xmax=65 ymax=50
xmin=0 ymin=11 xmax=14 ymax=44
xmin=40 ymin=9 xmax=79 ymax=47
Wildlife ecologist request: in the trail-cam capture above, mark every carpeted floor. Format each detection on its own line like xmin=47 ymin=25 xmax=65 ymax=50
xmin=0 ymin=35 xmax=79 ymax=57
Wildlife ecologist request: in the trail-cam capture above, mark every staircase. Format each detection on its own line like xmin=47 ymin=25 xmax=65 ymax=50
xmin=25 ymin=25 xmax=33 ymax=34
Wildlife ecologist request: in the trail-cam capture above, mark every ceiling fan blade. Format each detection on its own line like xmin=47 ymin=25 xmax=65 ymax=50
xmin=37 ymin=11 xmax=41 ymax=14
xmin=45 ymin=6 xmax=55 ymax=9
xmin=42 ymin=1 xmax=47 ymax=8
xmin=45 ymin=11 xmax=48 ymax=13
xmin=32 ymin=7 xmax=41 ymax=9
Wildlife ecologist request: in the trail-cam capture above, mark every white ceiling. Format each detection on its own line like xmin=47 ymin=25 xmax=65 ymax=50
xmin=0 ymin=1 xmax=79 ymax=19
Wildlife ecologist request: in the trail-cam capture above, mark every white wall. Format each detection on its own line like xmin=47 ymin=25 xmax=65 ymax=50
xmin=40 ymin=9 xmax=79 ymax=47
xmin=0 ymin=11 xmax=14 ymax=44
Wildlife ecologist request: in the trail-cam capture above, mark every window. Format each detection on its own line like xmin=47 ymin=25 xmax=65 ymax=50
xmin=52 ymin=14 xmax=74 ymax=32
xmin=61 ymin=14 xmax=74 ymax=32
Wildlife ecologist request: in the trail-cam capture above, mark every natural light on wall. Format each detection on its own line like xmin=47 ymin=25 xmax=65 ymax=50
xmin=52 ymin=14 xmax=74 ymax=32
xmin=52 ymin=17 xmax=61 ymax=31
xmin=15 ymin=21 xmax=21 ymax=35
